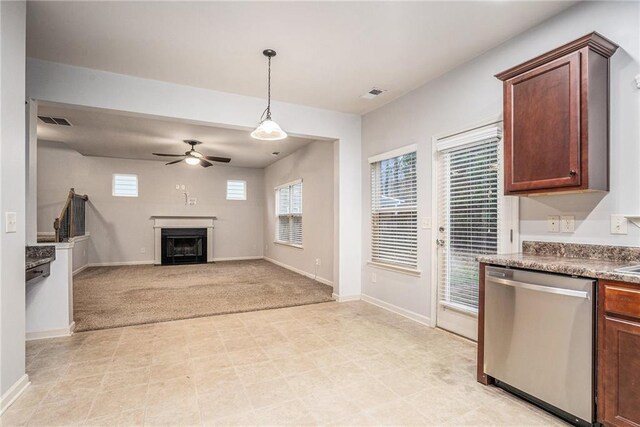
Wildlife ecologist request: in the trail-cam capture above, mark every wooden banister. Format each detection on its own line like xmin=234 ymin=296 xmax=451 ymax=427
xmin=53 ymin=188 xmax=89 ymax=242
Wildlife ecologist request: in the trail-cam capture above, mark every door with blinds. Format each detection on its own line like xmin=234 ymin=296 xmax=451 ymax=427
xmin=434 ymin=124 xmax=517 ymax=340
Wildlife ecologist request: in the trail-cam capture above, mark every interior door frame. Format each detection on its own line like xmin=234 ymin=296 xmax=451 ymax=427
xmin=429 ymin=116 xmax=520 ymax=335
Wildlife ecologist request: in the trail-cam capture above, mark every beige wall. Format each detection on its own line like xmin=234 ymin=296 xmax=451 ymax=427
xmin=38 ymin=141 xmax=264 ymax=264
xmin=263 ymin=141 xmax=334 ymax=285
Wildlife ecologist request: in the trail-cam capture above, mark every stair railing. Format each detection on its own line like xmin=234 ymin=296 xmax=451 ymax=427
xmin=53 ymin=188 xmax=89 ymax=242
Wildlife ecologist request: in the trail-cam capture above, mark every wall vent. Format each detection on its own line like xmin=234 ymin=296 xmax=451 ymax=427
xmin=38 ymin=116 xmax=72 ymax=126
xmin=361 ymin=87 xmax=387 ymax=100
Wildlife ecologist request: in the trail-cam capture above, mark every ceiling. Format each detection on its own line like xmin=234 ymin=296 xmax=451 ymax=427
xmin=37 ymin=104 xmax=317 ymax=168
xmin=27 ymin=1 xmax=576 ymax=114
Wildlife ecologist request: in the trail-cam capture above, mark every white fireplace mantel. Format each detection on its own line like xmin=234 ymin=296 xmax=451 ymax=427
xmin=152 ymin=215 xmax=217 ymax=264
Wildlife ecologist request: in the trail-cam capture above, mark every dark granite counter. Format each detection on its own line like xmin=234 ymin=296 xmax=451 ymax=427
xmin=477 ymin=241 xmax=640 ymax=285
xmin=26 ymin=245 xmax=56 ymax=270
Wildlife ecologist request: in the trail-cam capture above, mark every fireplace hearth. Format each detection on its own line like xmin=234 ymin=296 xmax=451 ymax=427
xmin=161 ymin=228 xmax=207 ymax=265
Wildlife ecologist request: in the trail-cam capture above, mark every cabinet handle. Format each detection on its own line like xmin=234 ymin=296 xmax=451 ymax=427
xmin=569 ymin=170 xmax=577 ymax=176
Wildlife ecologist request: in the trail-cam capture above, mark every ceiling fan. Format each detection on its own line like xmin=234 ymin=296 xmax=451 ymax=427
xmin=152 ymin=140 xmax=231 ymax=167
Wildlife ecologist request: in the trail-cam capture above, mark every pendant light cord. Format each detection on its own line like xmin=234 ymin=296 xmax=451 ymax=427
xmin=266 ymin=56 xmax=272 ymax=120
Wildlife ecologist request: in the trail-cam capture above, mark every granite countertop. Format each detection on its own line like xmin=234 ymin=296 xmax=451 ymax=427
xmin=26 ymin=245 xmax=56 ymax=270
xmin=477 ymin=241 xmax=640 ymax=285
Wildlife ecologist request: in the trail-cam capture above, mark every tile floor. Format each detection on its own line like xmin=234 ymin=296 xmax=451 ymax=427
xmin=1 ymin=301 xmax=567 ymax=426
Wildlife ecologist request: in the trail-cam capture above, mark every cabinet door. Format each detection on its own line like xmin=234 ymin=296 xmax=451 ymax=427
xmin=504 ymin=51 xmax=582 ymax=193
xmin=602 ymin=316 xmax=640 ymax=427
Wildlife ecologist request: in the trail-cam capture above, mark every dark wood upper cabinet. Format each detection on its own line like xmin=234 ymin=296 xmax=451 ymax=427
xmin=496 ymin=32 xmax=618 ymax=195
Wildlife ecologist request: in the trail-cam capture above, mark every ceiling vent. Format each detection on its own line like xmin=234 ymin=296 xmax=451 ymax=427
xmin=360 ymin=87 xmax=387 ymax=100
xmin=38 ymin=116 xmax=72 ymax=126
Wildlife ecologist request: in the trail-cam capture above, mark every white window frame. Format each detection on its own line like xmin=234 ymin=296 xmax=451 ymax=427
xmin=430 ymin=120 xmax=519 ymax=332
xmin=112 ymin=174 xmax=138 ymax=197
xmin=226 ymin=180 xmax=247 ymax=201
xmin=274 ymin=179 xmax=303 ymax=248
xmin=367 ymin=144 xmax=420 ymax=275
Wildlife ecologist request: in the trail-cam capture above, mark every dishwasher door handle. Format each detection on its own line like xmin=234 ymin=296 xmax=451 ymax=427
xmin=487 ymin=276 xmax=590 ymax=299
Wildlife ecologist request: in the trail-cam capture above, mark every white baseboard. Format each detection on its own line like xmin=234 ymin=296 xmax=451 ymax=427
xmin=212 ymin=256 xmax=264 ymax=262
xmin=0 ymin=374 xmax=30 ymax=415
xmin=361 ymin=294 xmax=432 ymax=326
xmin=332 ymin=293 xmax=361 ymax=302
xmin=88 ymin=260 xmax=155 ymax=267
xmin=26 ymin=321 xmax=75 ymax=341
xmin=263 ymin=257 xmax=333 ymax=287
xmin=86 ymin=258 xmax=265 ymax=268
xmin=73 ymin=264 xmax=90 ymax=276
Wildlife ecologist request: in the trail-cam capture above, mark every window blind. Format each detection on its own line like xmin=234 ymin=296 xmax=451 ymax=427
xmin=438 ymin=139 xmax=500 ymax=313
xmin=226 ymin=180 xmax=247 ymax=200
xmin=112 ymin=174 xmax=138 ymax=197
xmin=276 ymin=181 xmax=302 ymax=246
xmin=370 ymin=151 xmax=417 ymax=269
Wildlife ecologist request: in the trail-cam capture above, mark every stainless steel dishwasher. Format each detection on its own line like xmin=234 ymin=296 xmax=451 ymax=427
xmin=484 ymin=266 xmax=595 ymax=426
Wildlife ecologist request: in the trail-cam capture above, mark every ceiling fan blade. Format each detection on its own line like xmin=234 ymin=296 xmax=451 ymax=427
xmin=200 ymin=159 xmax=213 ymax=168
xmin=204 ymin=156 xmax=231 ymax=163
xmin=153 ymin=153 xmax=186 ymax=157
xmin=165 ymin=159 xmax=184 ymax=165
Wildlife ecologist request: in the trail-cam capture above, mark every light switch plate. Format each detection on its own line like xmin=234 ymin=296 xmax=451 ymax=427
xmin=547 ymin=215 xmax=560 ymax=233
xmin=5 ymin=212 xmax=16 ymax=233
xmin=561 ymin=215 xmax=575 ymax=233
xmin=371 ymin=272 xmax=377 ymax=283
xmin=611 ymin=214 xmax=628 ymax=235
xmin=422 ymin=217 xmax=432 ymax=229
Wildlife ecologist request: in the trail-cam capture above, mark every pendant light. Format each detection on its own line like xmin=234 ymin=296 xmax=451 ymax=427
xmin=251 ymin=49 xmax=287 ymax=141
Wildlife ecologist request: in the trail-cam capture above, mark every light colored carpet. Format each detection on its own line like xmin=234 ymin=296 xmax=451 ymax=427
xmin=73 ymin=259 xmax=334 ymax=332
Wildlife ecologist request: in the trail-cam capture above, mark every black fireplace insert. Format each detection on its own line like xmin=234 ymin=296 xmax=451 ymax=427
xmin=161 ymin=228 xmax=207 ymax=265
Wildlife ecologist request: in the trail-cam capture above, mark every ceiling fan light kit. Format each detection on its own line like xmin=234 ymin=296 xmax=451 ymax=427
xmin=251 ymin=49 xmax=287 ymax=141
xmin=152 ymin=140 xmax=231 ymax=168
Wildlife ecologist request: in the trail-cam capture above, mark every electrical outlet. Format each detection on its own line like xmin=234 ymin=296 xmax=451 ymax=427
xmin=315 ymin=258 xmax=321 ymax=266
xmin=188 ymin=197 xmax=197 ymax=205
xmin=547 ymin=215 xmax=560 ymax=233
xmin=175 ymin=184 xmax=180 ymax=190
xmin=371 ymin=272 xmax=377 ymax=283
xmin=181 ymin=184 xmax=186 ymax=190
xmin=561 ymin=215 xmax=575 ymax=233
xmin=140 ymin=247 xmax=146 ymax=254
xmin=610 ymin=215 xmax=628 ymax=235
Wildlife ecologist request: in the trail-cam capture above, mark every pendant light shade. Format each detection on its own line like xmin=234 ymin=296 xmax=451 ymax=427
xmin=252 ymin=49 xmax=287 ymax=141
xmin=251 ymin=119 xmax=287 ymax=141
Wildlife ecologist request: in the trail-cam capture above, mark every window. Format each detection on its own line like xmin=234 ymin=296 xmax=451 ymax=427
xmin=112 ymin=174 xmax=138 ymax=197
xmin=369 ymin=146 xmax=418 ymax=270
xmin=226 ymin=180 xmax=247 ymax=200
xmin=275 ymin=180 xmax=302 ymax=247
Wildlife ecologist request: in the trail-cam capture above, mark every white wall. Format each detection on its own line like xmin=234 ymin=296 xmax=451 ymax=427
xmin=264 ymin=141 xmax=334 ymax=284
xmin=26 ymin=244 xmax=74 ymax=340
xmin=27 ymin=59 xmax=362 ymax=298
xmin=361 ymin=1 xmax=640 ymax=320
xmin=0 ymin=0 xmax=27 ymax=407
xmin=37 ymin=141 xmax=265 ymax=264
xmin=71 ymin=235 xmax=89 ymax=274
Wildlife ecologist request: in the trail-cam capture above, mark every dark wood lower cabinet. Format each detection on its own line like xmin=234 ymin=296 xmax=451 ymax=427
xmin=598 ymin=280 xmax=640 ymax=427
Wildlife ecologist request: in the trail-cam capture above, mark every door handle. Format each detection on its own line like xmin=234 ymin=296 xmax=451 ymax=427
xmin=487 ymin=276 xmax=590 ymax=299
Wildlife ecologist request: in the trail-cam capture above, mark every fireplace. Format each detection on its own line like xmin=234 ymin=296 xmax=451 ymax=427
xmin=161 ymin=228 xmax=207 ymax=265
